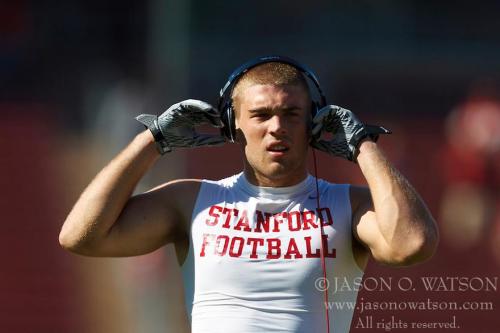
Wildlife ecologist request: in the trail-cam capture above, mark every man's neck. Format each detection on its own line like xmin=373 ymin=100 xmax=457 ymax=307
xmin=243 ymin=168 xmax=308 ymax=188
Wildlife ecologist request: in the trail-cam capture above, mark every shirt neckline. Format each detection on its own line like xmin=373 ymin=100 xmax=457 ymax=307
xmin=236 ymin=172 xmax=315 ymax=199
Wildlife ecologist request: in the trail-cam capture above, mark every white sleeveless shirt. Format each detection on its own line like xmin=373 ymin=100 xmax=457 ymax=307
xmin=181 ymin=173 xmax=364 ymax=333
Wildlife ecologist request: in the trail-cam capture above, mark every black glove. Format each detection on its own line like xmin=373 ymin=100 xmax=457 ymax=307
xmin=136 ymin=99 xmax=226 ymax=154
xmin=311 ymin=105 xmax=391 ymax=162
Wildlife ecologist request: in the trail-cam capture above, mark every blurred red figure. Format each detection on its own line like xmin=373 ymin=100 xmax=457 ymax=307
xmin=438 ymin=85 xmax=500 ymax=256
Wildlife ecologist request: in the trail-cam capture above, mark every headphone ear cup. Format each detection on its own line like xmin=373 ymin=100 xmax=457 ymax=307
xmin=309 ymin=102 xmax=320 ymax=143
xmin=227 ymin=104 xmax=235 ymax=143
xmin=309 ymin=101 xmax=319 ymax=129
xmin=220 ymin=101 xmax=230 ymax=141
xmin=311 ymin=101 xmax=320 ymax=118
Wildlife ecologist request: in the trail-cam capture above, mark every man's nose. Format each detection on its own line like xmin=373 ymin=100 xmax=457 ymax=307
xmin=269 ymin=114 xmax=287 ymax=135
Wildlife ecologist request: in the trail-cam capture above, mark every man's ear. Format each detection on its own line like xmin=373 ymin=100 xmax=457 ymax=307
xmin=233 ymin=116 xmax=240 ymax=144
xmin=233 ymin=117 xmax=247 ymax=145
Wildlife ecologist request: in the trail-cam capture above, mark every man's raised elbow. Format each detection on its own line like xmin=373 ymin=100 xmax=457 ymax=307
xmin=387 ymin=224 xmax=439 ymax=266
xmin=416 ymin=224 xmax=439 ymax=263
xmin=58 ymin=223 xmax=94 ymax=255
xmin=59 ymin=229 xmax=82 ymax=253
xmin=415 ymin=216 xmax=440 ymax=262
xmin=402 ymin=238 xmax=438 ymax=266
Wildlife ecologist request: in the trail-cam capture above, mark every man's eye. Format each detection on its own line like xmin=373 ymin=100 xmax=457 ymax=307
xmin=253 ymin=113 xmax=269 ymax=119
xmin=285 ymin=112 xmax=300 ymax=118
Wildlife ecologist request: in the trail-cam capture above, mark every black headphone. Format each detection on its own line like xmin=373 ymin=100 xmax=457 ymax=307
xmin=218 ymin=55 xmax=327 ymax=143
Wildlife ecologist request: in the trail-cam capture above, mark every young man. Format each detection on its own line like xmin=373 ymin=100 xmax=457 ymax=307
xmin=60 ymin=59 xmax=438 ymax=332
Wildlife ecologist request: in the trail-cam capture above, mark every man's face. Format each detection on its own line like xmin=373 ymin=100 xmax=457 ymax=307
xmin=235 ymin=83 xmax=311 ymax=187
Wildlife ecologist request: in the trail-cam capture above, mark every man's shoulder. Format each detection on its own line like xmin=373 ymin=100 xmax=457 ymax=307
xmin=148 ymin=178 xmax=202 ymax=192
xmin=148 ymin=173 xmax=243 ymax=197
xmin=201 ymin=172 xmax=243 ymax=189
xmin=142 ymin=179 xmax=202 ymax=207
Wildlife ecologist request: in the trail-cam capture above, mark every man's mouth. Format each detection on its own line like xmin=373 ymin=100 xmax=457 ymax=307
xmin=267 ymin=142 xmax=290 ymax=153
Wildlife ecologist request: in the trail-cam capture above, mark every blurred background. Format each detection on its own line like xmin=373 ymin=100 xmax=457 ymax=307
xmin=1 ymin=1 xmax=499 ymax=332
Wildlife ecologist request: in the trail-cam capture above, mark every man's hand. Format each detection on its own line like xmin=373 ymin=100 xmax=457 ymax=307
xmin=136 ymin=99 xmax=226 ymax=154
xmin=311 ymin=105 xmax=391 ymax=162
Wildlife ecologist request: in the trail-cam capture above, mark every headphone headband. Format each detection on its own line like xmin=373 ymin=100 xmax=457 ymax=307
xmin=218 ymin=55 xmax=327 ymax=142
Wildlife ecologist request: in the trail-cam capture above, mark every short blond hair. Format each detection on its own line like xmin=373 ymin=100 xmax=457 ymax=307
xmin=231 ymin=62 xmax=310 ymax=114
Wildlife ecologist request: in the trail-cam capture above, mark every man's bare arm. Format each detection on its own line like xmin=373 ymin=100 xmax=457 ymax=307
xmin=59 ymin=130 xmax=199 ymax=257
xmin=59 ymin=99 xmax=225 ymax=257
xmin=311 ymin=105 xmax=438 ymax=266
xmin=352 ymin=140 xmax=439 ymax=266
